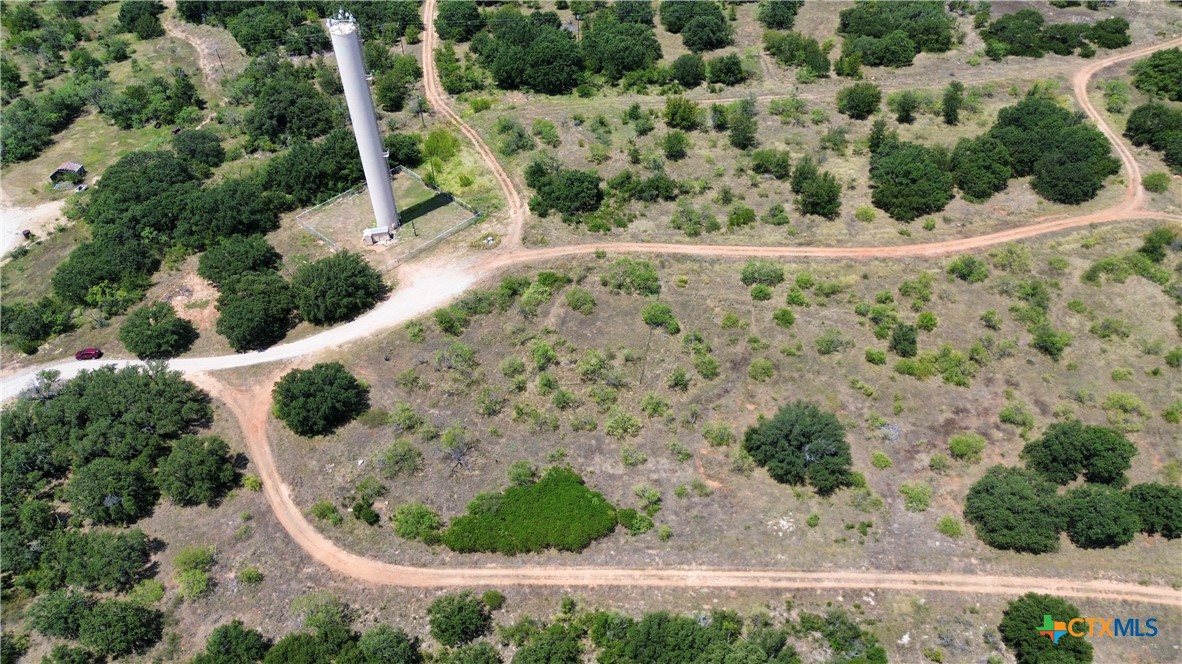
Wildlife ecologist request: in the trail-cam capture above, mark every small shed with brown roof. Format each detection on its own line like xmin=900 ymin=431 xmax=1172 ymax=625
xmin=50 ymin=161 xmax=86 ymax=183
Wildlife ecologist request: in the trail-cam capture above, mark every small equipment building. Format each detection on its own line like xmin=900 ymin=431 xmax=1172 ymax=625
xmin=49 ymin=161 xmax=86 ymax=183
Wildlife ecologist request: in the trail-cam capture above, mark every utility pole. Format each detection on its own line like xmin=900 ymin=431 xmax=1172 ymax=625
xmin=213 ymin=46 xmax=226 ymax=75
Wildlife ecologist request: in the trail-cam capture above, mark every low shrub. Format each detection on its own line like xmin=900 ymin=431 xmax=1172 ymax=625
xmin=442 ymin=468 xmax=617 ymax=554
xmin=948 ymin=433 xmax=986 ymax=463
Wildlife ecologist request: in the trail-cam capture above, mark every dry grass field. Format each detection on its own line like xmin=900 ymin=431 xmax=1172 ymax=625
xmin=267 ymin=223 xmax=1179 ymax=587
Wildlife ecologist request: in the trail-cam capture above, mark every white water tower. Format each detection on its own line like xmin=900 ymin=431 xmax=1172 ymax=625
xmin=327 ymin=11 xmax=400 ymax=230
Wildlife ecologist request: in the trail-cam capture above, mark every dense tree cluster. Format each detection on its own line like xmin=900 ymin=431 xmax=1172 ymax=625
xmin=583 ymin=14 xmax=663 ymax=82
xmin=742 ymin=402 xmax=853 ymax=495
xmin=2 ymin=365 xmax=209 ymax=603
xmin=964 ymin=416 xmax=1170 ymax=553
xmin=1000 ymin=594 xmax=1093 ymax=664
xmin=1124 ymin=102 xmax=1182 ymax=174
xmin=757 ymin=0 xmax=804 ymax=30
xmin=1 ymin=84 xmax=86 ymax=163
xmin=525 ymin=155 xmax=604 ymax=218
xmin=838 ymin=1 xmax=955 ymax=67
xmin=981 ymin=10 xmax=1129 ymax=60
xmin=860 ymin=94 xmax=1119 ymax=219
xmin=869 ymin=139 xmax=954 ymax=222
xmin=764 ymin=30 xmax=830 ymax=77
xmin=1132 ymin=48 xmax=1182 ymax=101
xmin=272 ymin=363 xmax=370 ymax=436
xmin=0 ymin=296 xmax=74 ymax=354
xmin=1021 ymin=420 xmax=1136 ymax=486
xmin=119 ymin=302 xmax=199 ymax=359
xmin=660 ymin=1 xmax=731 ymax=52
xmin=291 ymin=252 xmax=387 ymax=325
xmin=471 ymin=9 xmax=582 ymax=95
xmin=789 ymin=156 xmax=842 ymax=219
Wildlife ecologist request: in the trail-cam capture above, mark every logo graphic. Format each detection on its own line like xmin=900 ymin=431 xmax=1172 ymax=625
xmin=1039 ymin=615 xmax=1068 ymax=644
xmin=1038 ymin=614 xmax=1159 ymax=643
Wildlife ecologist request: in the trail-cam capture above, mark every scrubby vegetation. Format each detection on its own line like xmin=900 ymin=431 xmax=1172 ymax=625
xmin=443 ymin=467 xmax=617 ymax=555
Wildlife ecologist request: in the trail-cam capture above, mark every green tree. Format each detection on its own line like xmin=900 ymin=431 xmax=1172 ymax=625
xmin=261 ymin=633 xmax=328 ymax=664
xmin=889 ymin=323 xmax=917 ymax=357
xmin=157 ymin=435 xmax=237 ymax=506
xmin=988 ymin=96 xmax=1076 ymax=177
xmin=292 ymin=252 xmax=386 ymax=325
xmin=177 ymin=179 xmax=280 ymax=251
xmin=835 ymin=82 xmax=881 ymax=120
xmin=661 ymin=130 xmax=689 ymax=160
xmin=78 ymin=600 xmax=163 ymax=657
xmin=1131 ymin=47 xmax=1182 ymax=101
xmin=742 ymin=401 xmax=852 ymax=495
xmin=524 ymin=158 xmax=603 ymax=218
xmin=964 ymin=466 xmax=1062 ymax=553
xmin=38 ymin=529 xmax=152 ymax=592
xmin=757 ymin=0 xmax=803 ymax=29
xmin=1021 ymin=420 xmax=1136 ymax=486
xmin=795 ymin=170 xmax=841 ymax=219
xmin=65 ymin=458 xmax=158 ymax=525
xmin=951 ymin=135 xmax=1012 ymax=202
xmin=512 ymin=625 xmax=582 ymax=664
xmin=436 ymin=0 xmax=484 ymax=42
xmin=869 ymin=141 xmax=953 ymax=222
xmin=215 ymin=271 xmax=296 ymax=352
xmin=84 ymin=150 xmax=198 ymax=238
xmin=202 ymin=619 xmax=270 ymax=663
xmin=671 ymin=53 xmax=705 ymax=87
xmin=245 ymin=79 xmax=335 ymax=147
xmin=273 ymin=363 xmax=370 ymax=436
xmin=1128 ymin=483 xmax=1182 ymax=539
xmin=1061 ymin=484 xmax=1139 ymax=549
xmin=0 ymin=296 xmax=74 ymax=354
xmin=119 ymin=302 xmax=198 ymax=359
xmin=358 ymin=625 xmax=422 ymax=663
xmin=999 ymin=594 xmax=1092 ymax=664
xmin=942 ymin=81 xmax=963 ymax=125
xmin=173 ymin=129 xmax=226 ymax=168
xmin=198 ymin=235 xmax=282 ymax=288
xmin=428 ymin=592 xmax=491 ymax=647
xmin=583 ymin=16 xmax=662 ymax=82
xmin=119 ymin=0 xmax=164 ymax=39
xmin=729 ymin=111 xmax=758 ymax=149
xmin=664 ymin=96 xmax=700 ymax=130
xmin=385 ymin=133 xmax=423 ymax=168
xmin=1031 ymin=124 xmax=1120 ymax=204
xmin=682 ymin=14 xmax=730 ymax=52
xmin=706 ymin=53 xmax=745 ymax=85
xmin=28 ymin=589 xmax=94 ymax=639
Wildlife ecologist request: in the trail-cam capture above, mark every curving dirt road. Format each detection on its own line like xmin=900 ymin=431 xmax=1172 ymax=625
xmin=168 ymin=20 xmax=1180 ymax=605
xmin=422 ymin=0 xmax=528 ymax=250
xmin=189 ymin=375 xmax=1181 ymax=607
xmin=3 ymin=11 xmax=1180 ymax=605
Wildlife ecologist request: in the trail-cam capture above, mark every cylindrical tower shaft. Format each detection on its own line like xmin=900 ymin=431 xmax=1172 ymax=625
xmin=327 ymin=14 xmax=399 ymax=228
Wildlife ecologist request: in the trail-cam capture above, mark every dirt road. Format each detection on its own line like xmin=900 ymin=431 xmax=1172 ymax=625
xmin=187 ymin=375 xmax=1180 ymax=607
xmin=170 ymin=23 xmax=1179 ymax=604
xmin=422 ymin=0 xmax=528 ymax=249
xmin=2 ymin=12 xmax=1180 ymax=605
